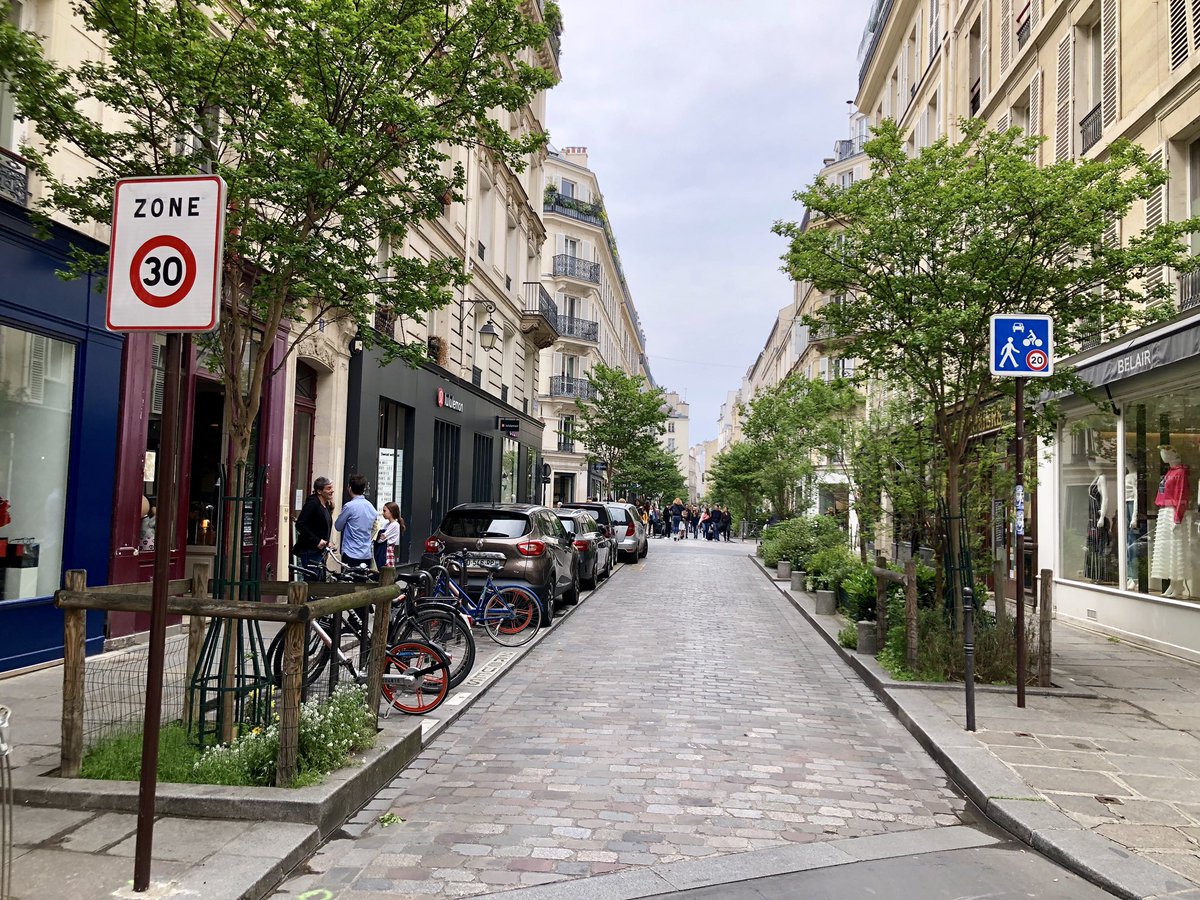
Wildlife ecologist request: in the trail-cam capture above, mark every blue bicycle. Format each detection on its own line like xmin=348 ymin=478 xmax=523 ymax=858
xmin=425 ymin=550 xmax=542 ymax=646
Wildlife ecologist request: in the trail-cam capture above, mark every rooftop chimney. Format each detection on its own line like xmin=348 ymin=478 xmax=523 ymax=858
xmin=561 ymin=146 xmax=589 ymax=168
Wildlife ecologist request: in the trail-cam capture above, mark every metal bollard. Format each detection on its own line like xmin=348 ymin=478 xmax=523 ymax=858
xmin=963 ymin=586 xmax=976 ymax=732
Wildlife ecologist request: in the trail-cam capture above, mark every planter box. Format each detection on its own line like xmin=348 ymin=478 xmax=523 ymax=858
xmin=856 ymin=620 xmax=878 ymax=655
xmin=815 ymin=590 xmax=837 ymax=616
xmin=790 ymin=571 xmax=805 ymax=591
xmin=776 ymin=561 xmax=792 ymax=580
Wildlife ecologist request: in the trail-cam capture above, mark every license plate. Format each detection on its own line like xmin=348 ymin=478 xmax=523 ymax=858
xmin=465 ymin=552 xmax=505 ymax=569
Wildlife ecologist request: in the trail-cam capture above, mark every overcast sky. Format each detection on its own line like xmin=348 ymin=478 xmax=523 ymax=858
xmin=546 ymin=1 xmax=873 ymax=444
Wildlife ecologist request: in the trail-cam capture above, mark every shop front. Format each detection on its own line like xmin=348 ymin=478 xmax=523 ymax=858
xmin=346 ymin=347 xmax=544 ymax=565
xmin=1042 ymin=310 xmax=1200 ymax=662
xmin=0 ymin=201 xmax=122 ymax=672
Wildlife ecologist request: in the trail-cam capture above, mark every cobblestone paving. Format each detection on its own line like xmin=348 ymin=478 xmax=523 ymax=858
xmin=275 ymin=540 xmax=967 ymax=899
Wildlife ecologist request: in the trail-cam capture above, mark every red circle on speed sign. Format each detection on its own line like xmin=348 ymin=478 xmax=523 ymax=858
xmin=1025 ymin=349 xmax=1048 ymax=371
xmin=129 ymin=235 xmax=198 ymax=309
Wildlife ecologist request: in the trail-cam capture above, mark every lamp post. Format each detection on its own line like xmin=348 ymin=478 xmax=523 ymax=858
xmin=458 ymin=297 xmax=499 ymax=374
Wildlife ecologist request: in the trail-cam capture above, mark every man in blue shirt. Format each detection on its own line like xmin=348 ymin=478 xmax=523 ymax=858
xmin=334 ymin=473 xmax=377 ymax=570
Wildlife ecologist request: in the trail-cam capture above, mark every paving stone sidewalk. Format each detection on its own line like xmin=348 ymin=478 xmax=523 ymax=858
xmin=275 ymin=541 xmax=969 ymax=899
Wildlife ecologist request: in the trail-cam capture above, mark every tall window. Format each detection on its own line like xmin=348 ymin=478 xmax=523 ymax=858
xmin=0 ymin=2 xmax=24 ymax=151
xmin=559 ymin=178 xmax=576 ymax=199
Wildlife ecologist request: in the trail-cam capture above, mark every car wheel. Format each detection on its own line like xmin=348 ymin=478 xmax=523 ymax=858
xmin=638 ymin=539 xmax=648 ymax=559
xmin=563 ymin=567 xmax=581 ymax=605
xmin=581 ymin=558 xmax=598 ymax=591
xmin=539 ymin=575 xmax=556 ymax=627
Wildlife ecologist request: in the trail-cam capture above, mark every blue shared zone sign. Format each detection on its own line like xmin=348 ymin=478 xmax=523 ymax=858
xmin=990 ymin=314 xmax=1054 ymax=377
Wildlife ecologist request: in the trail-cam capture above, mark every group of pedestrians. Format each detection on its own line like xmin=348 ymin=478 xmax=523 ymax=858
xmin=293 ymin=473 xmax=406 ymax=581
xmin=651 ymin=498 xmax=732 ymax=542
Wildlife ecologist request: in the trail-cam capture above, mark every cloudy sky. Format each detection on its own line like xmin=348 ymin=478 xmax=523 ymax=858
xmin=546 ymin=1 xmax=874 ymax=444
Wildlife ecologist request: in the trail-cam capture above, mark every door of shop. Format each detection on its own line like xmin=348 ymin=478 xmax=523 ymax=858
xmin=431 ymin=420 xmax=460 ymax=532
xmin=553 ymin=473 xmax=575 ymax=506
xmin=289 ymin=363 xmax=318 ymax=558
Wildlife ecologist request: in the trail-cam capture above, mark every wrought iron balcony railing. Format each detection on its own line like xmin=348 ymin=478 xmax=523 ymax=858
xmin=553 ymin=254 xmax=600 ymax=284
xmin=549 ymin=375 xmax=596 ymax=400
xmin=523 ymin=281 xmax=559 ymax=323
xmin=557 ymin=315 xmax=599 ymax=342
xmin=544 ymin=190 xmax=605 ymax=227
xmin=1180 ymin=269 xmax=1200 ymax=312
xmin=969 ymin=80 xmax=981 ymax=116
xmin=0 ymin=148 xmax=30 ymax=207
xmin=1016 ymin=17 xmax=1031 ymax=50
xmin=557 ymin=437 xmax=576 ymax=453
xmin=1080 ymin=103 xmax=1102 ymax=153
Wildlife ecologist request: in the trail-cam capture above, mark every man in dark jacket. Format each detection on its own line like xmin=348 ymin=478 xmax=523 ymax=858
xmin=294 ymin=476 xmax=334 ymax=580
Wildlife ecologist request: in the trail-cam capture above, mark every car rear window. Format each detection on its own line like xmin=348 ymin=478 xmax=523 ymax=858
xmin=556 ymin=514 xmax=578 ymax=534
xmin=607 ymin=506 xmax=629 ymax=524
xmin=440 ymin=511 xmax=530 ymax=538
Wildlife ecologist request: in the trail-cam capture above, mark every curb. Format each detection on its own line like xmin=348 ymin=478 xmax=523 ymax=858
xmin=751 ymin=554 xmax=1197 ymax=900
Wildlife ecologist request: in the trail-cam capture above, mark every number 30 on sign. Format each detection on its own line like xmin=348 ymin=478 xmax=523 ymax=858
xmin=105 ymin=175 xmax=226 ymax=333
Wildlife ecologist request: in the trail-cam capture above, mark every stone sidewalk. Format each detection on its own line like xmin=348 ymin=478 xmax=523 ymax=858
xmin=758 ymin=558 xmax=1200 ymax=899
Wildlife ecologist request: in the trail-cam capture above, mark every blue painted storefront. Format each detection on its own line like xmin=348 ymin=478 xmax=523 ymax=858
xmin=0 ymin=200 xmax=120 ymax=672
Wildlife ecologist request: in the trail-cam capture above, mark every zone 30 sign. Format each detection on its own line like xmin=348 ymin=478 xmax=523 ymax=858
xmin=105 ymin=175 xmax=226 ymax=332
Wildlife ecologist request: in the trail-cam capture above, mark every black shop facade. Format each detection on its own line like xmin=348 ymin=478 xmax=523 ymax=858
xmin=345 ymin=347 xmax=545 ymax=565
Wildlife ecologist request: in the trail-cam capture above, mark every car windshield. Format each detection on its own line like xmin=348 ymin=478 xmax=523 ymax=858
xmin=440 ymin=511 xmax=529 ymax=538
xmin=556 ymin=515 xmax=577 ymax=534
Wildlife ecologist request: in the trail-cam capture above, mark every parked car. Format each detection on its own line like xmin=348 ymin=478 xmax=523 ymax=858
xmin=555 ymin=508 xmax=613 ymax=590
xmin=423 ymin=503 xmax=579 ymax=622
xmin=561 ymin=501 xmax=647 ymax=563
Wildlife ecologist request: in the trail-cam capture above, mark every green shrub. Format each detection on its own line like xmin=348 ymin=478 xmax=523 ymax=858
xmin=837 ymin=623 xmax=858 ymax=649
xmin=806 ymin=544 xmax=859 ymax=591
xmin=758 ymin=515 xmax=844 ymax=568
xmin=838 ymin=562 xmax=876 ymax=621
xmin=876 ymin=607 xmax=1040 ymax=684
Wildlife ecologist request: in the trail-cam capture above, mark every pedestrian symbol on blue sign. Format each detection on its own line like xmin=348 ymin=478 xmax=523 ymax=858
xmin=990 ymin=314 xmax=1054 ymax=377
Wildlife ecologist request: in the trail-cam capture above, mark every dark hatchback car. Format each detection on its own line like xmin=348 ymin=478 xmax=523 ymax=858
xmin=555 ymin=508 xmax=613 ymax=590
xmin=424 ymin=503 xmax=579 ymax=621
xmin=562 ymin=501 xmax=646 ymax=563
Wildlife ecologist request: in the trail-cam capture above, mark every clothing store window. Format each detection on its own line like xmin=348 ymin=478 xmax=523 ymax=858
xmin=1059 ymin=411 xmax=1119 ymax=586
xmin=1125 ymin=394 xmax=1200 ymax=600
xmin=0 ymin=324 xmax=76 ymax=601
xmin=499 ymin=437 xmax=518 ymax=503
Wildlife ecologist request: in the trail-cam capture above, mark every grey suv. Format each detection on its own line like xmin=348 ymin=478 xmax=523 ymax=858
xmin=561 ymin=501 xmax=647 ymax=563
xmin=425 ymin=503 xmax=579 ymax=622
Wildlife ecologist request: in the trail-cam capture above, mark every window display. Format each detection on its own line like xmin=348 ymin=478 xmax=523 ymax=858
xmin=1060 ymin=411 xmax=1119 ymax=586
xmin=0 ymin=324 xmax=76 ymax=601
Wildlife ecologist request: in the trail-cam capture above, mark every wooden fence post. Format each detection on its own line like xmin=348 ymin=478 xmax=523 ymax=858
xmin=365 ymin=568 xmax=396 ymax=730
xmin=183 ymin=561 xmax=209 ymax=730
xmin=1038 ymin=568 xmax=1053 ymax=687
xmin=904 ymin=558 xmax=918 ymax=672
xmin=275 ymin=581 xmax=308 ymax=787
xmin=875 ymin=551 xmax=888 ymax=651
xmin=61 ymin=569 xmax=87 ymax=778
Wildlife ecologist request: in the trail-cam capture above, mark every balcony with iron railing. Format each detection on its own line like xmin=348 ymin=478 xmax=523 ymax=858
xmin=1080 ymin=103 xmax=1102 ymax=153
xmin=544 ymin=190 xmax=605 ymax=227
xmin=835 ymin=135 xmax=867 ymax=161
xmin=556 ymin=436 xmax=576 ymax=453
xmin=1180 ymin=269 xmax=1200 ymax=312
xmin=521 ymin=282 xmax=561 ymax=349
xmin=0 ymin=147 xmax=30 ymax=207
xmin=1016 ymin=16 xmax=1032 ymax=50
xmin=549 ymin=375 xmax=596 ymax=400
xmin=556 ymin=314 xmax=599 ymax=343
xmin=553 ymin=254 xmax=601 ymax=284
xmin=969 ymin=79 xmax=981 ymax=116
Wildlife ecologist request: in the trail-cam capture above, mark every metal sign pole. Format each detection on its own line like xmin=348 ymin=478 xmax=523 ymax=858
xmin=133 ymin=331 xmax=186 ymax=891
xmin=1014 ymin=376 xmax=1027 ymax=709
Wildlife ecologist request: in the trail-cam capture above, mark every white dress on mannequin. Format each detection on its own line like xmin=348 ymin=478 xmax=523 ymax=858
xmin=1150 ymin=450 xmax=1191 ymax=596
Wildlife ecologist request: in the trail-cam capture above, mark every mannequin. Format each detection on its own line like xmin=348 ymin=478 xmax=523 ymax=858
xmin=1086 ymin=457 xmax=1117 ymax=583
xmin=1126 ymin=456 xmax=1142 ymax=590
xmin=1151 ymin=445 xmax=1191 ymax=597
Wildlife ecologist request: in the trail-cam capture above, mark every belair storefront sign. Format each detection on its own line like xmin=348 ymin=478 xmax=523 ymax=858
xmin=1072 ymin=318 xmax=1200 ymax=389
xmin=436 ymin=387 xmax=464 ymax=412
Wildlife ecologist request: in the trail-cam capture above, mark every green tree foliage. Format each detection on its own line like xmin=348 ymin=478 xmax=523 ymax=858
xmin=706 ymin=441 xmax=766 ymax=526
xmin=740 ymin=373 xmax=861 ymax=517
xmin=0 ymin=0 xmax=555 ymax=477
xmin=618 ymin=442 xmax=685 ymax=503
xmin=776 ymin=118 xmax=1200 ymax=610
xmin=572 ymin=363 xmax=668 ymax=498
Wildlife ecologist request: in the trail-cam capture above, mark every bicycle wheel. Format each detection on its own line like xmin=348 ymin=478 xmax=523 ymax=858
xmin=266 ymin=625 xmax=329 ymax=689
xmin=381 ymin=640 xmax=450 ymax=715
xmin=392 ymin=606 xmax=477 ymax=689
xmin=481 ymin=587 xmax=542 ymax=646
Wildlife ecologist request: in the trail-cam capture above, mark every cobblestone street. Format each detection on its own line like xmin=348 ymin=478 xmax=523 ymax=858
xmin=275 ymin=540 xmax=968 ymax=898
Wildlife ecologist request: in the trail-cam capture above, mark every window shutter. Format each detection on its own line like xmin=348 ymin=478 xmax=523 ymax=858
xmin=981 ymin=0 xmax=991 ymax=96
xmin=1031 ymin=0 xmax=1041 ymax=27
xmin=1055 ymin=33 xmax=1073 ymax=161
xmin=1000 ymin=0 xmax=1012 ymax=71
xmin=1144 ymin=147 xmax=1167 ymax=291
xmin=1193 ymin=0 xmax=1200 ymax=52
xmin=1100 ymin=0 xmax=1118 ymax=127
xmin=929 ymin=0 xmax=940 ymax=58
xmin=1171 ymin=0 xmax=1189 ymax=68
xmin=916 ymin=10 xmax=923 ymax=70
xmin=26 ymin=333 xmax=46 ymax=404
xmin=1029 ymin=69 xmax=1043 ymax=164
xmin=997 ymin=111 xmax=1010 ymax=133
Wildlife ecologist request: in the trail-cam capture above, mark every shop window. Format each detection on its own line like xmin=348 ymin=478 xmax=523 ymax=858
xmin=1125 ymin=394 xmax=1200 ymax=599
xmin=1060 ymin=411 xmax=1119 ymax=586
xmin=0 ymin=324 xmax=76 ymax=601
xmin=499 ymin=437 xmax=518 ymax=503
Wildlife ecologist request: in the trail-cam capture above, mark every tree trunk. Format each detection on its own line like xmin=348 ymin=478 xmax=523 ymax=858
xmin=946 ymin=460 xmax=964 ymax=636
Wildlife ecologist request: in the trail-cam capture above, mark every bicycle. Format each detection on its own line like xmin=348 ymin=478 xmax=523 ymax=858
xmin=267 ymin=582 xmax=452 ymax=716
xmin=289 ymin=546 xmax=375 ymax=585
xmin=424 ymin=550 xmax=542 ymax=646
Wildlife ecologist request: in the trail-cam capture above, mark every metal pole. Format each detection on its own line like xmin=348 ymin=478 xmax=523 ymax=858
xmin=1014 ymin=377 xmax=1027 ymax=708
xmin=963 ymin=585 xmax=976 ymax=731
xmin=134 ymin=331 xmax=185 ymax=891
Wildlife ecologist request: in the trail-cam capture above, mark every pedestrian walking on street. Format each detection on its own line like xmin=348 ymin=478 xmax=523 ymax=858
xmin=722 ymin=505 xmax=733 ymax=542
xmin=335 ymin=473 xmax=377 ymax=571
xmin=671 ymin=498 xmax=683 ymax=540
xmin=373 ymin=501 xmax=404 ymax=571
xmin=294 ymin=476 xmax=334 ymax=581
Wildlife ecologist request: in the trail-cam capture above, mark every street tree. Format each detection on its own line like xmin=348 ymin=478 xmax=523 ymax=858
xmin=775 ymin=118 xmax=1200 ymax=612
xmin=740 ymin=373 xmax=861 ymax=517
xmin=705 ymin=440 xmax=768 ymax=527
xmin=572 ymin=363 xmax=668 ymax=499
xmin=619 ymin=442 xmax=686 ymax=504
xmin=0 ymin=0 xmax=555 ymax=543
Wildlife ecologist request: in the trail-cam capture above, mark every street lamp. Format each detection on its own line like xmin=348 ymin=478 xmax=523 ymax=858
xmin=477 ymin=319 xmax=499 ymax=351
xmin=458 ymin=297 xmax=499 ymax=372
